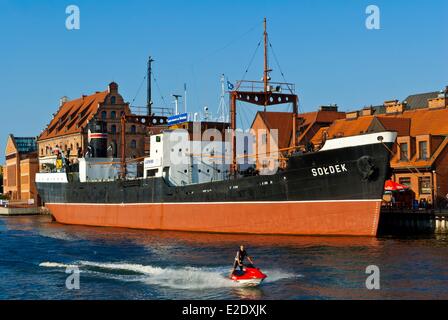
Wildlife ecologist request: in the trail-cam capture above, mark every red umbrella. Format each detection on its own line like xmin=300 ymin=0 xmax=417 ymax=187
xmin=384 ymin=180 xmax=409 ymax=191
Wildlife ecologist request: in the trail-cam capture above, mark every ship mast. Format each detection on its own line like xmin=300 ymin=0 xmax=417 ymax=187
xmin=147 ymin=56 xmax=154 ymax=116
xmin=229 ymin=17 xmax=299 ymax=176
xmin=263 ymin=17 xmax=270 ymax=111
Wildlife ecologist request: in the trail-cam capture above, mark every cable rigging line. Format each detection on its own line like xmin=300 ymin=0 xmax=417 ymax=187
xmin=268 ymin=41 xmax=286 ymax=81
xmin=269 ymin=41 xmax=292 ymax=90
xmin=152 ymin=73 xmax=168 ymax=109
xmin=131 ymin=74 xmax=147 ymax=105
xmin=239 ymin=38 xmax=262 ymax=84
xmin=194 ymin=21 xmax=262 ymax=66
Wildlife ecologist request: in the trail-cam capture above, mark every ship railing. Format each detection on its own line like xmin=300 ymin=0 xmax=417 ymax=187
xmin=130 ymin=105 xmax=174 ymax=117
xmin=234 ymin=80 xmax=295 ymax=95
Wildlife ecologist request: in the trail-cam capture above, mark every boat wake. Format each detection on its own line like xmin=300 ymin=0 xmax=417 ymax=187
xmin=39 ymin=261 xmax=300 ymax=290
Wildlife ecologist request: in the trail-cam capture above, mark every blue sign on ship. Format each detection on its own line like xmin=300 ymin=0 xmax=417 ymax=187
xmin=167 ymin=113 xmax=188 ymax=125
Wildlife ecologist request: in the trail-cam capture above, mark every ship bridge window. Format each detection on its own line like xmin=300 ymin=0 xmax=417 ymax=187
xmin=146 ymin=169 xmax=158 ymax=177
xmin=229 ymin=185 xmax=239 ymax=190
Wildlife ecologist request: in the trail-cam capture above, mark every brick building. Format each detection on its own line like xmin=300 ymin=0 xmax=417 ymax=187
xmin=309 ymin=86 xmax=448 ymax=206
xmin=37 ymin=82 xmax=147 ymax=170
xmin=3 ymin=135 xmax=39 ymax=204
xmin=0 ymin=165 xmax=3 ymax=194
xmin=250 ymin=106 xmax=345 ymax=169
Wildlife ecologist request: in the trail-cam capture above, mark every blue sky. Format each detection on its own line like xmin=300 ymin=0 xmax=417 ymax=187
xmin=0 ymin=0 xmax=447 ymax=159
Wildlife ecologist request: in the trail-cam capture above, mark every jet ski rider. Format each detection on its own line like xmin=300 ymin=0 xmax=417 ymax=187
xmin=231 ymin=245 xmax=254 ymax=275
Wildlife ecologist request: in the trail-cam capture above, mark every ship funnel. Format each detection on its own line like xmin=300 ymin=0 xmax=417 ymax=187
xmin=87 ymin=120 xmax=108 ymax=158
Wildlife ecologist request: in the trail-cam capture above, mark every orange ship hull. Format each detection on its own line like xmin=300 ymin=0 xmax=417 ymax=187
xmin=46 ymin=199 xmax=381 ymax=236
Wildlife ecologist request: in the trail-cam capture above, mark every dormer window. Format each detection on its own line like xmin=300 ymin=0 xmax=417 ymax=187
xmin=419 ymin=141 xmax=428 ymax=160
xmin=400 ymin=143 xmax=408 ymax=161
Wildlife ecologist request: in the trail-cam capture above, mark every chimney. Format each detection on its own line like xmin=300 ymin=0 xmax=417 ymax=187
xmin=319 ymin=104 xmax=338 ymax=112
xmin=385 ymin=99 xmax=405 ymax=114
xmin=345 ymin=110 xmax=359 ymax=120
xmin=428 ymin=87 xmax=448 ymax=109
xmin=361 ymin=106 xmax=374 ymax=116
xmin=59 ymin=96 xmax=69 ymax=107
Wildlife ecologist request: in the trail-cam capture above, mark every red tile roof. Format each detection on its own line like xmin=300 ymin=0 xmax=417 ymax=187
xmin=376 ymin=117 xmax=410 ymax=136
xmin=258 ymin=112 xmax=293 ymax=149
xmin=254 ymin=110 xmax=345 ymax=148
xmin=388 ymin=108 xmax=448 ymax=136
xmin=309 ymin=126 xmax=329 ymax=145
xmin=325 ymin=116 xmax=374 ymax=138
xmin=38 ymin=91 xmax=108 ymax=141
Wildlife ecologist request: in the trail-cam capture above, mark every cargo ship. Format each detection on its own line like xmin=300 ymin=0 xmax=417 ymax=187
xmin=35 ymin=19 xmax=397 ymax=236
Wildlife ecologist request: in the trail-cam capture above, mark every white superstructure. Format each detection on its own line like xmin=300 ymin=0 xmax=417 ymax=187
xmin=143 ymin=130 xmax=237 ymax=186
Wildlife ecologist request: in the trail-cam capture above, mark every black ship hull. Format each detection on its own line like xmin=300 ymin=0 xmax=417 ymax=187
xmin=36 ymin=137 xmax=394 ymax=236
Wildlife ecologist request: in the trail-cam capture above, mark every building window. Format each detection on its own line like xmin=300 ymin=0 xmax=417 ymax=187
xmin=419 ymin=177 xmax=431 ymax=194
xmin=399 ymin=177 xmax=411 ymax=187
xmin=111 ymin=111 xmax=116 ymax=119
xmin=131 ymin=140 xmax=137 ymax=149
xmin=131 ymin=125 xmax=136 ymax=134
xmin=419 ymin=141 xmax=428 ymax=160
xmin=261 ymin=133 xmax=267 ymax=145
xmin=101 ymin=111 xmax=107 ymax=120
xmin=110 ymin=96 xmax=116 ymax=104
xmin=111 ymin=124 xmax=117 ymax=134
xmin=400 ymin=143 xmax=408 ymax=161
xmin=111 ymin=140 xmax=117 ymax=158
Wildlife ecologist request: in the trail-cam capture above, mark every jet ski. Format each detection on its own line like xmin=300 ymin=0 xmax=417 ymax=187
xmin=230 ymin=264 xmax=267 ymax=286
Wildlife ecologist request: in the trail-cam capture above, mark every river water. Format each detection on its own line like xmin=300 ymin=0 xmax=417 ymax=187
xmin=0 ymin=215 xmax=447 ymax=300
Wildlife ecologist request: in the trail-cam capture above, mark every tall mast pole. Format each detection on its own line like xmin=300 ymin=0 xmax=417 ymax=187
xmin=147 ymin=56 xmax=154 ymax=116
xmin=263 ymin=17 xmax=269 ymax=94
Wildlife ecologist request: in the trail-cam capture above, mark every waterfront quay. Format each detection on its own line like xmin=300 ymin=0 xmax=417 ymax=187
xmin=379 ymin=208 xmax=448 ymax=235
